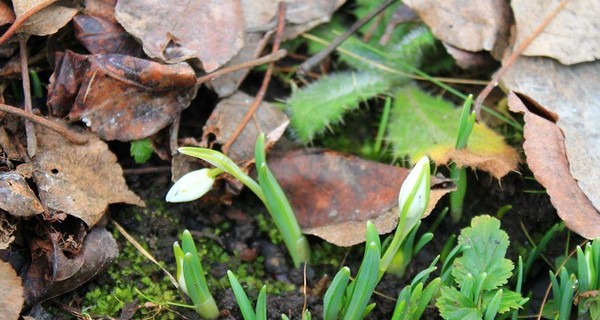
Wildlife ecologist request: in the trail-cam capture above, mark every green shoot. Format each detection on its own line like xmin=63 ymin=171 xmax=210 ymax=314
xmin=227 ymin=270 xmax=267 ymax=320
xmin=373 ymin=96 xmax=392 ymax=156
xmin=387 ymin=221 xmax=433 ymax=277
xmin=548 ymin=268 xmax=576 ymax=320
xmin=171 ymin=134 xmax=310 ymax=267
xmin=512 ymin=256 xmax=524 ymax=320
xmin=449 ymin=94 xmax=475 ymax=223
xmin=173 ymin=230 xmax=219 ymax=319
xmin=391 ymin=257 xmax=441 ymax=320
xmin=523 ymin=222 xmax=564 ymax=278
xmin=575 ymin=237 xmax=600 ymax=319
xmin=130 ymin=139 xmax=154 ymax=164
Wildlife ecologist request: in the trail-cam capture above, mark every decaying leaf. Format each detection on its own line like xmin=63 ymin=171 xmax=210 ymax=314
xmin=507 ymin=92 xmax=600 ymax=239
xmin=511 ymin=0 xmax=600 ymax=65
xmin=202 ymin=91 xmax=289 ymax=164
xmin=115 ymin=0 xmax=245 ymax=72
xmin=0 ymin=1 xmax=15 ymax=26
xmin=0 ymin=171 xmax=44 ymax=217
xmin=47 ymin=51 xmax=197 ymax=141
xmin=32 ymin=123 xmax=144 ymax=228
xmin=13 ymin=0 xmax=78 ymax=36
xmin=388 ymin=87 xmax=519 ymax=179
xmin=0 ymin=260 xmax=23 ymax=320
xmin=21 ymin=227 xmax=118 ymax=306
xmin=268 ymin=149 xmax=454 ymax=246
xmin=403 ymin=0 xmax=511 ymax=59
xmin=502 ymin=57 xmax=600 ymax=213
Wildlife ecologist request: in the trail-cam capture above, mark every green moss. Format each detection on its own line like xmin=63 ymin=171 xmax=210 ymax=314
xmin=256 ymin=212 xmax=284 ymax=244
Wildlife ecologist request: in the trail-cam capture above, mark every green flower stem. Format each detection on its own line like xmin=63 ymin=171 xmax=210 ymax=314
xmin=178 ymin=147 xmax=265 ymax=203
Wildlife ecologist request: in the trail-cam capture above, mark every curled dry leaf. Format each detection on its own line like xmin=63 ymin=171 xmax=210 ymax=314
xmin=32 ymin=122 xmax=144 ymax=228
xmin=202 ymin=91 xmax=289 ymax=164
xmin=12 ymin=0 xmax=78 ymax=36
xmin=0 ymin=260 xmax=23 ymax=320
xmin=507 ymin=92 xmax=600 ymax=239
xmin=73 ymin=14 xmax=143 ymax=56
xmin=512 ymin=0 xmax=600 ymax=65
xmin=502 ymin=57 xmax=600 ymax=213
xmin=268 ymin=149 xmax=454 ymax=246
xmin=403 ymin=0 xmax=511 ymax=59
xmin=115 ymin=0 xmax=245 ymax=72
xmin=47 ymin=51 xmax=197 ymax=141
xmin=0 ymin=172 xmax=44 ymax=217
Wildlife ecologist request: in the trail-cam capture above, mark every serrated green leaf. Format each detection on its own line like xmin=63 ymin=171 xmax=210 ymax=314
xmin=452 ymin=215 xmax=514 ymax=291
xmin=437 ymin=286 xmax=482 ymax=320
xmin=286 ymin=72 xmax=392 ymax=144
xmin=387 ymin=87 xmax=518 ymax=177
xmin=482 ymin=289 xmax=528 ymax=314
xmin=130 ymin=139 xmax=153 ymax=164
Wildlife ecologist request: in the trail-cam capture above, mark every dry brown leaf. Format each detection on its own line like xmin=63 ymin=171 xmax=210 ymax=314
xmin=13 ymin=0 xmax=78 ymax=36
xmin=32 ymin=123 xmax=144 ymax=228
xmin=0 ymin=1 xmax=15 ymax=26
xmin=0 ymin=260 xmax=23 ymax=320
xmin=511 ymin=0 xmax=600 ymax=65
xmin=115 ymin=0 xmax=245 ymax=72
xmin=0 ymin=172 xmax=44 ymax=217
xmin=47 ymin=51 xmax=197 ymax=141
xmin=202 ymin=91 xmax=289 ymax=164
xmin=404 ymin=0 xmax=510 ymax=59
xmin=507 ymin=92 xmax=600 ymax=239
xmin=268 ymin=149 xmax=454 ymax=246
xmin=501 ymin=57 xmax=600 ymax=213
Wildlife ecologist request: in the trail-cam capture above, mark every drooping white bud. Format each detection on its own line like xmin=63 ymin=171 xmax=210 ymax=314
xmin=166 ymin=169 xmax=215 ymax=203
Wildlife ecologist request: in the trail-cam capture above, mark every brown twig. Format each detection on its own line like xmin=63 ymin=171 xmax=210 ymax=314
xmin=0 ymin=0 xmax=58 ymax=46
xmin=473 ymin=0 xmax=570 ymax=120
xmin=19 ymin=36 xmax=37 ymax=157
xmin=123 ymin=166 xmax=172 ymax=175
xmin=196 ymin=49 xmax=287 ymax=85
xmin=296 ymin=0 xmax=400 ymax=75
xmin=0 ymin=103 xmax=88 ymax=144
xmin=221 ymin=2 xmax=287 ymax=155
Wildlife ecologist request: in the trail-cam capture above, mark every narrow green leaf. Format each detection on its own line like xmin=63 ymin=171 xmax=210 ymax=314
xmin=227 ymin=270 xmax=256 ymax=320
xmin=254 ymin=133 xmax=266 ymax=171
xmin=483 ymin=289 xmax=503 ymax=320
xmin=256 ymin=285 xmax=267 ymax=320
xmin=323 ymin=267 xmax=350 ymax=320
xmin=342 ymin=242 xmax=380 ymax=320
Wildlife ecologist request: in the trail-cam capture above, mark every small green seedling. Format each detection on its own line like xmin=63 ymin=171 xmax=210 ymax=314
xmin=173 ymin=230 xmax=219 ymax=320
xmin=575 ymin=238 xmax=600 ymax=319
xmin=323 ymin=221 xmax=381 ymax=320
xmin=130 ymin=139 xmax=154 ymax=164
xmin=547 ymin=268 xmax=576 ymax=320
xmin=436 ymin=215 xmax=528 ymax=320
xmin=392 ymin=257 xmax=441 ymax=320
xmin=227 ymin=270 xmax=267 ymax=320
xmin=449 ymin=94 xmax=475 ymax=223
xmin=166 ymin=133 xmax=310 ymax=268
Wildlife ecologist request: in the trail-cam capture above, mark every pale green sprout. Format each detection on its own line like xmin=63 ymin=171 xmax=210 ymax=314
xmin=450 ymin=94 xmax=475 ymax=222
xmin=387 ymin=220 xmax=433 ymax=277
xmin=171 ymin=133 xmax=309 ymax=267
xmin=575 ymin=237 xmax=600 ymax=319
xmin=392 ymin=257 xmax=441 ymax=320
xmin=227 ymin=270 xmax=267 ymax=320
xmin=173 ymin=230 xmax=219 ymax=320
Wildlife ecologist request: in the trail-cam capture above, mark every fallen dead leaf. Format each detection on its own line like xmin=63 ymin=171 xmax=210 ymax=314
xmin=0 ymin=1 xmax=15 ymax=26
xmin=115 ymin=0 xmax=245 ymax=72
xmin=507 ymin=92 xmax=600 ymax=239
xmin=73 ymin=14 xmax=142 ymax=56
xmin=0 ymin=260 xmax=23 ymax=320
xmin=403 ymin=0 xmax=511 ymax=59
xmin=511 ymin=0 xmax=600 ymax=65
xmin=501 ymin=57 xmax=600 ymax=213
xmin=47 ymin=51 xmax=197 ymax=141
xmin=268 ymin=149 xmax=454 ymax=246
xmin=13 ymin=0 xmax=78 ymax=36
xmin=0 ymin=171 xmax=44 ymax=217
xmin=202 ymin=91 xmax=289 ymax=164
xmin=32 ymin=122 xmax=144 ymax=228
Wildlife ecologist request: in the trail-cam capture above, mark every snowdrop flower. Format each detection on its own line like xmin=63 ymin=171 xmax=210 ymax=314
xmin=166 ymin=169 xmax=217 ymax=203
xmin=398 ymin=156 xmax=431 ymax=233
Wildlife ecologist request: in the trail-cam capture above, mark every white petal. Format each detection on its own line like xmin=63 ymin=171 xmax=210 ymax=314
xmin=166 ymin=169 xmax=215 ymax=203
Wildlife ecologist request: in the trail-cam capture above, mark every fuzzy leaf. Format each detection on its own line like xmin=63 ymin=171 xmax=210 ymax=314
xmin=437 ymin=286 xmax=482 ymax=320
xmin=387 ymin=87 xmax=518 ymax=178
xmin=130 ymin=139 xmax=153 ymax=164
xmin=452 ymin=215 xmax=513 ymax=291
xmin=286 ymin=72 xmax=392 ymax=144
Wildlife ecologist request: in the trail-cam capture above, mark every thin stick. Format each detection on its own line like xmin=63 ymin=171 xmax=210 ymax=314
xmin=123 ymin=166 xmax=171 ymax=175
xmin=19 ymin=36 xmax=37 ymax=157
xmin=0 ymin=103 xmax=88 ymax=144
xmin=0 ymin=0 xmax=57 ymax=46
xmin=196 ymin=49 xmax=287 ymax=85
xmin=296 ymin=0 xmax=399 ymax=75
xmin=221 ymin=2 xmax=286 ymax=155
xmin=473 ymin=0 xmax=570 ymax=120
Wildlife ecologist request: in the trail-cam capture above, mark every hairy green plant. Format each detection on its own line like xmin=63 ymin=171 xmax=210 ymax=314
xmin=173 ymin=230 xmax=219 ymax=319
xmin=167 ymin=134 xmax=310 ymax=268
xmin=436 ymin=215 xmax=528 ymax=319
